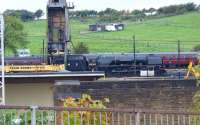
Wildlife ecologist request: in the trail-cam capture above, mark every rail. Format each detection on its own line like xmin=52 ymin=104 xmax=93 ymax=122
xmin=0 ymin=106 xmax=200 ymax=125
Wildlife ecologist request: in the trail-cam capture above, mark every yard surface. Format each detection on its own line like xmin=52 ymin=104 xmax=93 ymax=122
xmin=24 ymin=12 xmax=200 ymax=54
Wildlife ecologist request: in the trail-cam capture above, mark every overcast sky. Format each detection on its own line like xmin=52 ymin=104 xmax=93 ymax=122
xmin=1 ymin=0 xmax=200 ymax=13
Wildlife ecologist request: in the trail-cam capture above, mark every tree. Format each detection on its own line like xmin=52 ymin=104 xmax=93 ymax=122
xmin=193 ymin=45 xmax=200 ymax=52
xmin=97 ymin=8 xmax=121 ymax=22
xmin=19 ymin=10 xmax=35 ymax=21
xmin=73 ymin=42 xmax=89 ymax=54
xmin=4 ymin=9 xmax=35 ymax=22
xmin=131 ymin=10 xmax=146 ymax=21
xmin=132 ymin=10 xmax=144 ymax=15
xmin=4 ymin=16 xmax=28 ymax=54
xmin=184 ymin=3 xmax=197 ymax=12
xmin=157 ymin=3 xmax=197 ymax=16
xmin=70 ymin=10 xmax=98 ymax=18
xmin=148 ymin=8 xmax=157 ymax=15
xmin=3 ymin=10 xmax=21 ymax=18
xmin=34 ymin=9 xmax=44 ymax=19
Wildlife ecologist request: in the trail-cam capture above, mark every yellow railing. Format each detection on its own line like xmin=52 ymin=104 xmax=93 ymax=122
xmin=185 ymin=61 xmax=200 ymax=80
xmin=4 ymin=64 xmax=65 ymax=73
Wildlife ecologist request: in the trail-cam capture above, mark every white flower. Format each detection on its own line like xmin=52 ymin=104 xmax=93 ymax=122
xmin=12 ymin=118 xmax=22 ymax=124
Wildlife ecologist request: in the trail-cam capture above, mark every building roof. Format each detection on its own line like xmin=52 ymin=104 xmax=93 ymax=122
xmin=5 ymin=71 xmax=104 ymax=78
xmin=5 ymin=71 xmax=105 ymax=84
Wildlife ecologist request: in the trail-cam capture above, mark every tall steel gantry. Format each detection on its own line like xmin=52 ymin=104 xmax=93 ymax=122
xmin=0 ymin=14 xmax=5 ymax=105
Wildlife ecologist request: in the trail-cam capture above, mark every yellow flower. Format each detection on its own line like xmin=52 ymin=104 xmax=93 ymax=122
xmin=104 ymin=98 xmax=110 ymax=103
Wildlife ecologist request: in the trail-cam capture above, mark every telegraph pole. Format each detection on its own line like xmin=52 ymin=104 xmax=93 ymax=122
xmin=177 ymin=40 xmax=181 ymax=66
xmin=42 ymin=39 xmax=45 ymax=63
xmin=133 ymin=35 xmax=136 ymax=76
xmin=133 ymin=35 xmax=136 ymax=64
xmin=177 ymin=40 xmax=181 ymax=79
xmin=0 ymin=14 xmax=5 ymax=105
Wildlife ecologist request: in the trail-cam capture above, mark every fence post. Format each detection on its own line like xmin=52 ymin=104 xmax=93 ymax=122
xmin=135 ymin=110 xmax=141 ymax=125
xmin=30 ymin=106 xmax=38 ymax=125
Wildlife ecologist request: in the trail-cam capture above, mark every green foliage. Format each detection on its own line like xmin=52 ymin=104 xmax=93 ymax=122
xmin=192 ymin=56 xmax=200 ymax=111
xmin=4 ymin=9 xmax=44 ymax=22
xmin=34 ymin=9 xmax=44 ymax=19
xmin=184 ymin=3 xmax=197 ymax=11
xmin=193 ymin=90 xmax=200 ymax=111
xmin=71 ymin=10 xmax=98 ymax=17
xmin=70 ymin=3 xmax=198 ymax=22
xmin=73 ymin=42 xmax=89 ymax=54
xmin=3 ymin=10 xmax=21 ymax=18
xmin=131 ymin=10 xmax=146 ymax=21
xmin=98 ymin=8 xmax=121 ymax=22
xmin=19 ymin=10 xmax=35 ymax=22
xmin=5 ymin=16 xmax=28 ymax=54
xmin=193 ymin=45 xmax=200 ymax=52
xmin=4 ymin=10 xmax=35 ymax=22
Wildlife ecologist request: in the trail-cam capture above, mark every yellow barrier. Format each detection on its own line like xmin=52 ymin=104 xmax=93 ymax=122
xmin=4 ymin=64 xmax=65 ymax=73
xmin=184 ymin=61 xmax=200 ymax=80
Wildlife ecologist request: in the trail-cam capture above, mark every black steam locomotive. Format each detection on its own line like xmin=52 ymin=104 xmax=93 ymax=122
xmin=4 ymin=52 xmax=199 ymax=76
xmin=66 ymin=52 xmax=199 ymax=76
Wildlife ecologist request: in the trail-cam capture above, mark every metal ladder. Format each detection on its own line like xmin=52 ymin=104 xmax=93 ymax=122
xmin=0 ymin=14 xmax=5 ymax=105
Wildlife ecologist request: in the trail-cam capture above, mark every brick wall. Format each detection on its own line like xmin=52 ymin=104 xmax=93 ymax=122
xmin=55 ymin=79 xmax=200 ymax=110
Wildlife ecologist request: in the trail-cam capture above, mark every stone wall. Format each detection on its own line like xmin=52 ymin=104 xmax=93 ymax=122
xmin=55 ymin=79 xmax=199 ymax=110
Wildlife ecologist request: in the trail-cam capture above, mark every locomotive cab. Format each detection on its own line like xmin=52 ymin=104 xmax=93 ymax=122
xmin=67 ymin=55 xmax=89 ymax=71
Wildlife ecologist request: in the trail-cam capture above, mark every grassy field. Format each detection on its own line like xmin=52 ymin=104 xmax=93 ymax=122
xmin=23 ymin=12 xmax=200 ymax=54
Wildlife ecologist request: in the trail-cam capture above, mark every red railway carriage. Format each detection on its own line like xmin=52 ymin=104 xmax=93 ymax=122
xmin=162 ymin=55 xmax=198 ymax=67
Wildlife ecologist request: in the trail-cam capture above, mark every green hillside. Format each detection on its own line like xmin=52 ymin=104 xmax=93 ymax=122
xmin=24 ymin=12 xmax=200 ymax=54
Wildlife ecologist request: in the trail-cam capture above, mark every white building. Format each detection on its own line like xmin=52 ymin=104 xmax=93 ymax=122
xmin=145 ymin=11 xmax=157 ymax=16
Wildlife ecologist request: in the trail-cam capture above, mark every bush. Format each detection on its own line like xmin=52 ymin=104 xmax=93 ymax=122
xmin=61 ymin=94 xmax=111 ymax=125
xmin=4 ymin=9 xmax=35 ymax=22
xmin=73 ymin=42 xmax=89 ymax=54
xmin=192 ymin=45 xmax=200 ymax=52
xmin=4 ymin=16 xmax=28 ymax=54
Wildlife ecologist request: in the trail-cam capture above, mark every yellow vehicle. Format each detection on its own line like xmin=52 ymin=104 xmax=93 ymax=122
xmin=4 ymin=64 xmax=65 ymax=73
xmin=184 ymin=60 xmax=200 ymax=80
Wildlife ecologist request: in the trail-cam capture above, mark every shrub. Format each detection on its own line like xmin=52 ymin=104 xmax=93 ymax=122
xmin=73 ymin=42 xmax=89 ymax=54
xmin=192 ymin=45 xmax=200 ymax=52
xmin=61 ymin=94 xmax=111 ymax=125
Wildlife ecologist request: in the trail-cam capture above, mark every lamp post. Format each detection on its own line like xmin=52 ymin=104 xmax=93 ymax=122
xmin=133 ymin=35 xmax=136 ymax=76
xmin=177 ymin=40 xmax=181 ymax=79
xmin=0 ymin=14 xmax=5 ymax=105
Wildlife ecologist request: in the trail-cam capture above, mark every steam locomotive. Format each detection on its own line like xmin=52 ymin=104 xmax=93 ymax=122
xmin=4 ymin=52 xmax=199 ymax=75
xmin=67 ymin=52 xmax=199 ymax=76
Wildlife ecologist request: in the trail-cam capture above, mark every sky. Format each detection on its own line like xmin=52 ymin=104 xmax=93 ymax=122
xmin=0 ymin=0 xmax=200 ymax=13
